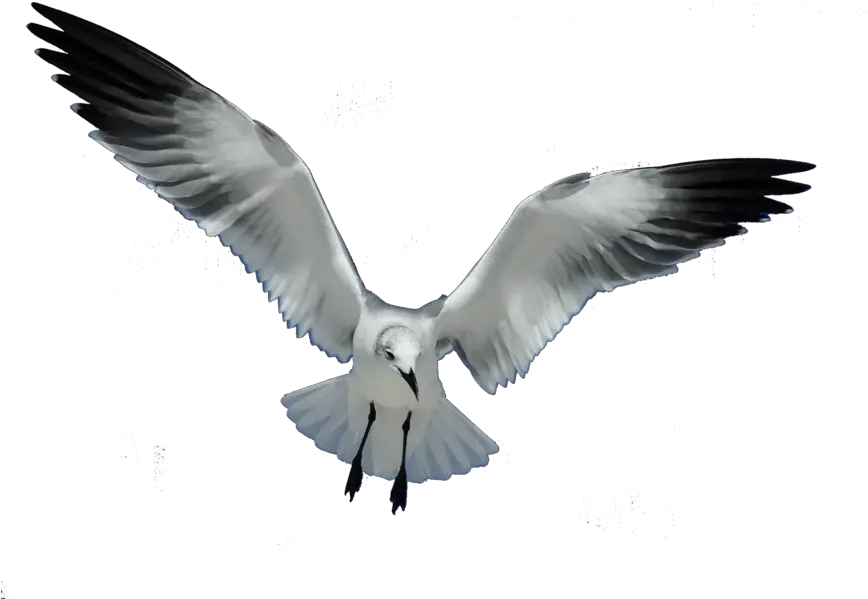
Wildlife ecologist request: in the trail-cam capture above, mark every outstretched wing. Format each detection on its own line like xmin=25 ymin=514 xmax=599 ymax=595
xmin=28 ymin=3 xmax=366 ymax=362
xmin=436 ymin=158 xmax=815 ymax=394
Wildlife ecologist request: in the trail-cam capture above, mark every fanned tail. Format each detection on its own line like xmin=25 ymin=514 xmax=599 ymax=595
xmin=282 ymin=376 xmax=498 ymax=483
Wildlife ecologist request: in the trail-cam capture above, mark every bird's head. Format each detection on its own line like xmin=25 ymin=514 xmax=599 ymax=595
xmin=374 ymin=325 xmax=422 ymax=400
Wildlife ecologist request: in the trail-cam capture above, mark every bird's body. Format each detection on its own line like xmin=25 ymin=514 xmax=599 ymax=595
xmin=352 ymin=300 xmax=441 ymax=412
xmin=285 ymin=294 xmax=497 ymax=489
xmin=346 ymin=300 xmax=440 ymax=475
xmin=27 ymin=2 xmax=815 ymax=513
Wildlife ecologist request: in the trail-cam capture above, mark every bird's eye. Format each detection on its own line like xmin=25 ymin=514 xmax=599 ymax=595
xmin=384 ymin=350 xmax=395 ymax=361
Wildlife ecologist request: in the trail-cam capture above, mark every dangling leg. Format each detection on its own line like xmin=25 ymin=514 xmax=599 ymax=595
xmin=390 ymin=411 xmax=412 ymax=515
xmin=345 ymin=402 xmax=376 ymax=502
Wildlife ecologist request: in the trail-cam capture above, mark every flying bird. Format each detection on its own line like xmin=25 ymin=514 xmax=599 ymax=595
xmin=27 ymin=2 xmax=815 ymax=514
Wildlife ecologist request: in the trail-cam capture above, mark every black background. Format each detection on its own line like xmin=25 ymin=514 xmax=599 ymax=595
xmin=6 ymin=3 xmax=820 ymax=599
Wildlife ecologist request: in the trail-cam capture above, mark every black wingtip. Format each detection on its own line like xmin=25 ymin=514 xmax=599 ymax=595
xmin=28 ymin=0 xmax=200 ymax=90
xmin=659 ymin=158 xmax=816 ymax=179
xmin=771 ymin=158 xmax=818 ymax=169
xmin=27 ymin=0 xmax=73 ymax=23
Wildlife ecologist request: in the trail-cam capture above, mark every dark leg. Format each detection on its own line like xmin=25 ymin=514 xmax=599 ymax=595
xmin=345 ymin=402 xmax=376 ymax=502
xmin=390 ymin=411 xmax=412 ymax=515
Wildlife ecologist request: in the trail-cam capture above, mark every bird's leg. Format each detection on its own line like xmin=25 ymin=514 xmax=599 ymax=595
xmin=345 ymin=401 xmax=376 ymax=502
xmin=390 ymin=411 xmax=412 ymax=514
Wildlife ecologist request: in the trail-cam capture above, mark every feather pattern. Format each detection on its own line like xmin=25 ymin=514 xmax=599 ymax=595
xmin=28 ymin=3 xmax=366 ymax=362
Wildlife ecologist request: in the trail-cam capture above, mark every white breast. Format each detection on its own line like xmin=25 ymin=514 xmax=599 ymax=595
xmin=356 ymin=364 xmax=416 ymax=408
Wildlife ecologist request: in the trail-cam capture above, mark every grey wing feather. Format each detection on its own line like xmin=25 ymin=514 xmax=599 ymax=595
xmin=436 ymin=158 xmax=815 ymax=394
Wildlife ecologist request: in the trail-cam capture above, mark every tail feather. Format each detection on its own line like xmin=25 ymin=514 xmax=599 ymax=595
xmin=415 ymin=423 xmax=451 ymax=481
xmin=337 ymin=427 xmax=360 ymax=468
xmin=405 ymin=397 xmax=499 ymax=483
xmin=362 ymin=408 xmax=412 ymax=480
xmin=282 ymin=374 xmax=357 ymax=465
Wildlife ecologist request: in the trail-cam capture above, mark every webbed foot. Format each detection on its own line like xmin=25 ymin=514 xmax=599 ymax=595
xmin=390 ymin=465 xmax=408 ymax=514
xmin=345 ymin=402 xmax=376 ymax=502
xmin=345 ymin=455 xmax=364 ymax=502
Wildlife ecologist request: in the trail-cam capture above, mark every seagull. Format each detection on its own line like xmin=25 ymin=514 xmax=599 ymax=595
xmin=28 ymin=2 xmax=815 ymax=514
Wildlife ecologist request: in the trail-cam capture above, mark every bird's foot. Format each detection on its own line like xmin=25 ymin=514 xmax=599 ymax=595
xmin=390 ymin=466 xmax=408 ymax=514
xmin=345 ymin=455 xmax=363 ymax=502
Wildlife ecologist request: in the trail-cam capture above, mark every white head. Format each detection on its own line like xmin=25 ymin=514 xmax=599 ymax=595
xmin=374 ymin=325 xmax=422 ymax=400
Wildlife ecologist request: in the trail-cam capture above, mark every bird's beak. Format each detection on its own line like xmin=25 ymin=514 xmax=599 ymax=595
xmin=398 ymin=368 xmax=419 ymax=401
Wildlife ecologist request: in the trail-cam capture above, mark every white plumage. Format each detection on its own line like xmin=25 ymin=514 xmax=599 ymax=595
xmin=28 ymin=2 xmax=814 ymax=513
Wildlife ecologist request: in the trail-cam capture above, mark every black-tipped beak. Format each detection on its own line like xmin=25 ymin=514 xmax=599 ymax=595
xmin=398 ymin=368 xmax=419 ymax=401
